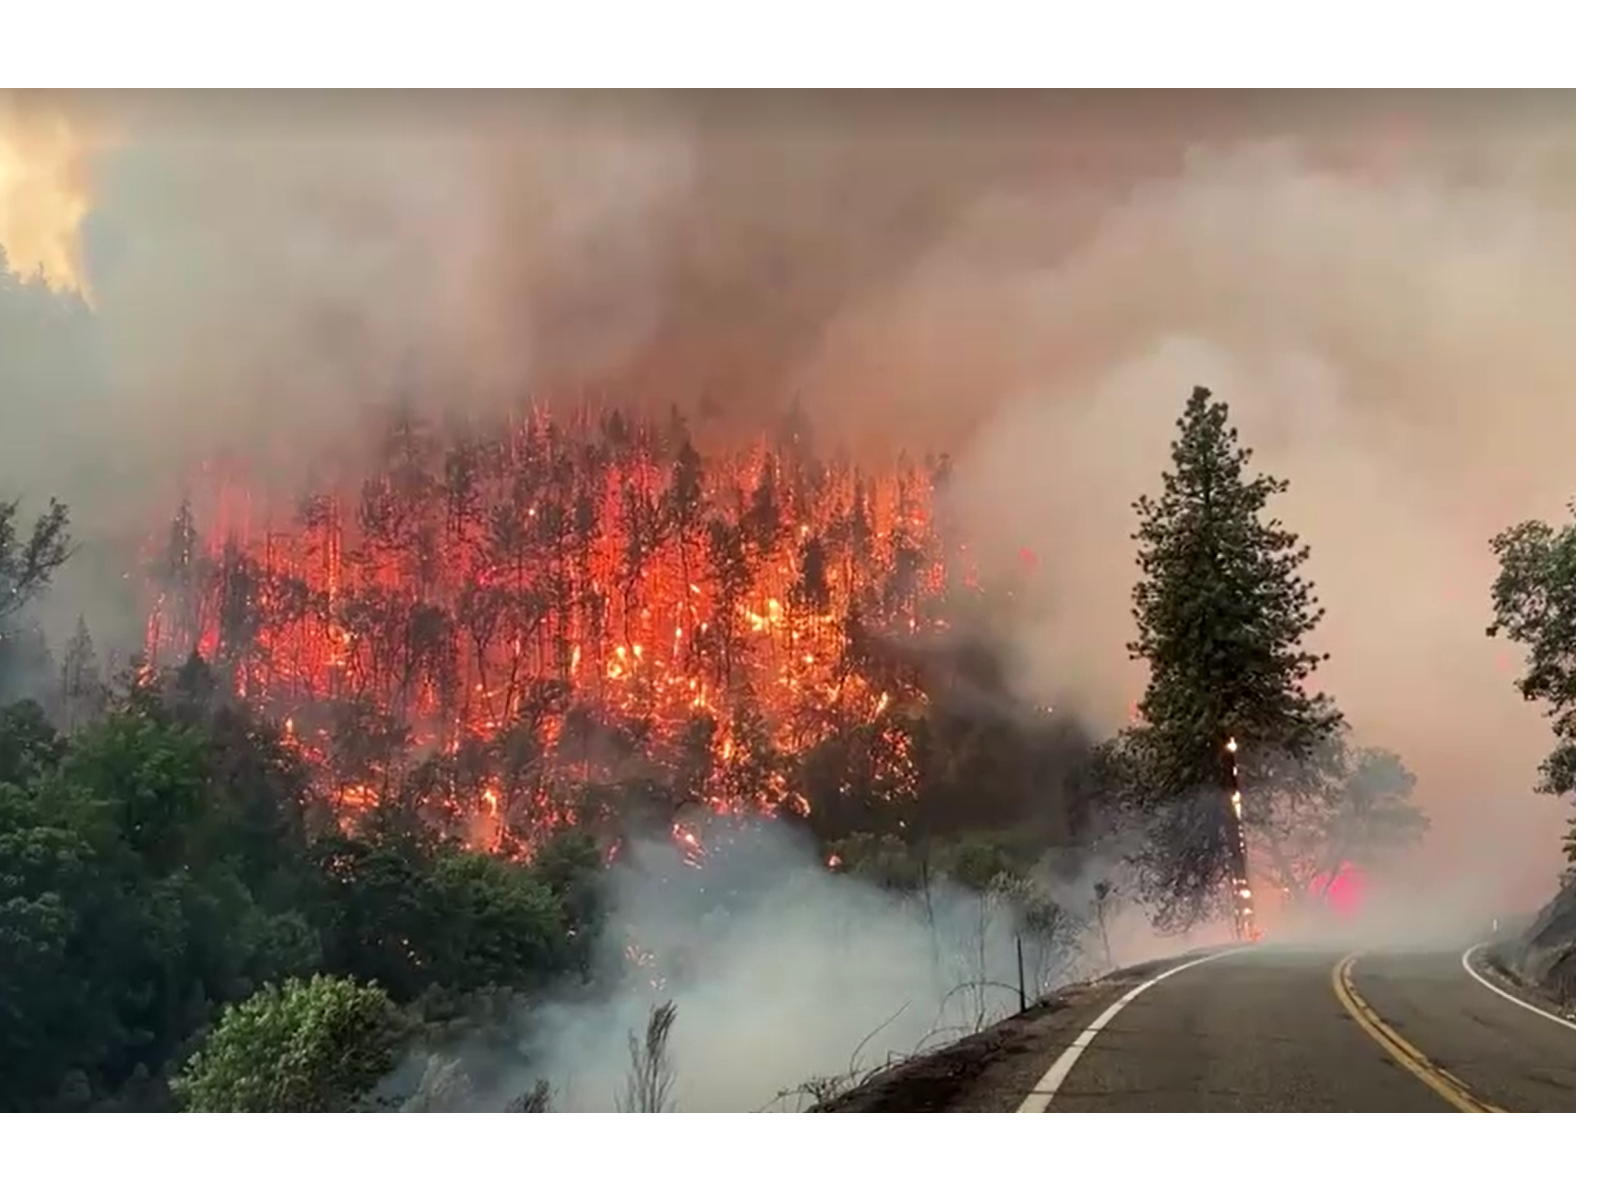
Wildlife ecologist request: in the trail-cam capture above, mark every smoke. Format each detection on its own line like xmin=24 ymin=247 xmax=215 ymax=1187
xmin=0 ymin=90 xmax=1575 ymax=921
xmin=0 ymin=93 xmax=97 ymax=297
xmin=395 ymin=817 xmax=1168 ymax=1113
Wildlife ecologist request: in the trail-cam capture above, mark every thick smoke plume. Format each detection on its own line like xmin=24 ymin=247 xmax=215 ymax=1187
xmin=385 ymin=816 xmax=1181 ymax=1113
xmin=1 ymin=91 xmax=1575 ymax=951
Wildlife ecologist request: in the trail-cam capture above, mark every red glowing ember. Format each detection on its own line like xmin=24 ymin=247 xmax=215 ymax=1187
xmin=1309 ymin=860 xmax=1366 ymax=917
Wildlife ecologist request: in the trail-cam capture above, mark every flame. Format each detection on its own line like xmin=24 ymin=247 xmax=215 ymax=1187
xmin=137 ymin=408 xmax=975 ymax=852
xmin=671 ymin=821 xmax=708 ymax=870
xmin=1224 ymin=731 xmax=1258 ymax=940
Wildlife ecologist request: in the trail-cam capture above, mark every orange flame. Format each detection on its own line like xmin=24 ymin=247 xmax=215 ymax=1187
xmin=138 ymin=409 xmax=977 ymax=852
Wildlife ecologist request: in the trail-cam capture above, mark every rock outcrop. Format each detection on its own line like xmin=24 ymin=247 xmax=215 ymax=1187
xmin=1498 ymin=881 xmax=1575 ymax=1008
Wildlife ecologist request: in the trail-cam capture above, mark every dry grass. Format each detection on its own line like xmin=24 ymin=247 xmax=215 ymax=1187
xmin=620 ymin=1001 xmax=679 ymax=1113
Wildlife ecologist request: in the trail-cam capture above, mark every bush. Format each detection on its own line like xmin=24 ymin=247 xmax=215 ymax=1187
xmin=172 ymin=974 xmax=406 ymax=1112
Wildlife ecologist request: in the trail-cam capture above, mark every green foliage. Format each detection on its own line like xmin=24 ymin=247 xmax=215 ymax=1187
xmin=827 ymin=832 xmax=924 ymax=891
xmin=315 ymin=831 xmax=584 ymax=1003
xmin=0 ymin=495 xmax=72 ymax=626
xmin=424 ymin=850 xmax=566 ymax=991
xmin=530 ymin=829 xmax=608 ymax=979
xmin=0 ymin=491 xmax=71 ymax=706
xmin=0 ymin=693 xmax=326 ymax=1109
xmin=172 ymin=975 xmax=405 ymax=1112
xmin=1333 ymin=746 xmax=1427 ymax=858
xmin=1125 ymin=387 xmax=1342 ymax=928
xmin=825 ymin=829 xmax=1072 ymax=989
xmin=0 ymin=775 xmax=103 ymax=1104
xmin=827 ymin=831 xmax=1045 ymax=898
xmin=0 ymin=700 xmax=62 ymax=785
xmin=1488 ymin=506 xmax=1576 ymax=826
xmin=0 ymin=673 xmax=606 ymax=1109
xmin=942 ymin=837 xmax=1014 ymax=893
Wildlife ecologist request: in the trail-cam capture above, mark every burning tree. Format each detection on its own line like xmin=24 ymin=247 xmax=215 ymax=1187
xmin=134 ymin=402 xmax=1002 ymax=861
xmin=1122 ymin=386 xmax=1342 ymax=935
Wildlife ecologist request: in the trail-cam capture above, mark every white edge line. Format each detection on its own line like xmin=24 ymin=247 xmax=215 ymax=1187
xmin=1462 ymin=942 xmax=1576 ymax=1031
xmin=1015 ymin=946 xmax=1252 ymax=1113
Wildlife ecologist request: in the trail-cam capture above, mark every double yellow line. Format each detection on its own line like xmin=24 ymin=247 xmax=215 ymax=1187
xmin=1332 ymin=954 xmax=1506 ymax=1114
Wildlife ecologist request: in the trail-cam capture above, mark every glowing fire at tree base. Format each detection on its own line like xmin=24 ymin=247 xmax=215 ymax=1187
xmin=1225 ymin=735 xmax=1259 ymax=942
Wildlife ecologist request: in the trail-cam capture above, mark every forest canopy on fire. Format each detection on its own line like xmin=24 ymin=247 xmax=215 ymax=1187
xmin=0 ymin=256 xmax=1446 ymax=1113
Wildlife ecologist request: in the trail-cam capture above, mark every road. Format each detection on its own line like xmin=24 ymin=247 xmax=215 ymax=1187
xmin=823 ymin=943 xmax=1576 ymax=1112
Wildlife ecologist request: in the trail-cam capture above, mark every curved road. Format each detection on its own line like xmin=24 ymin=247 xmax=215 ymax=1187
xmin=1015 ymin=945 xmax=1575 ymax=1112
xmin=823 ymin=942 xmax=1576 ymax=1111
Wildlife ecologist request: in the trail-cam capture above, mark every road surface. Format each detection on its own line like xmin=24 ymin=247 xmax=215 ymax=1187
xmin=822 ymin=944 xmax=1576 ymax=1112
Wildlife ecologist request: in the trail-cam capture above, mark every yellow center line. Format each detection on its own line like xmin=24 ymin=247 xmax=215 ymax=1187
xmin=1331 ymin=953 xmax=1506 ymax=1113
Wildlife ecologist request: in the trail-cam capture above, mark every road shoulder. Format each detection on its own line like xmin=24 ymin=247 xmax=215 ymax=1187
xmin=1471 ymin=942 xmax=1578 ymax=1026
xmin=814 ymin=952 xmax=1223 ymax=1113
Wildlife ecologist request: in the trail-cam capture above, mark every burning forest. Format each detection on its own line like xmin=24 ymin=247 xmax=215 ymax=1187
xmin=130 ymin=400 xmax=1065 ymax=867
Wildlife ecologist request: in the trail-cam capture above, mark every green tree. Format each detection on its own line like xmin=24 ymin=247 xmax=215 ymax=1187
xmin=0 ymin=493 xmax=72 ymax=704
xmin=172 ymin=974 xmax=405 ymax=1112
xmin=0 ymin=772 xmax=103 ymax=1106
xmin=58 ymin=617 xmax=105 ymax=734
xmin=1247 ymin=736 xmax=1427 ymax=899
xmin=1125 ymin=386 xmax=1342 ymax=931
xmin=315 ymin=833 xmax=568 ymax=1001
xmin=0 ymin=495 xmax=71 ymax=626
xmin=529 ymin=830 xmax=607 ymax=979
xmin=1487 ymin=504 xmax=1576 ymax=866
xmin=1325 ymin=745 xmax=1428 ymax=878
xmin=1 ymin=658 xmax=328 ymax=1109
xmin=0 ymin=700 xmax=63 ymax=786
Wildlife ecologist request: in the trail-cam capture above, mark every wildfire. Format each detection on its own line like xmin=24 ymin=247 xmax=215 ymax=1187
xmin=139 ymin=405 xmax=972 ymax=852
xmin=671 ymin=821 xmax=707 ymax=870
xmin=1224 ymin=732 xmax=1259 ymax=942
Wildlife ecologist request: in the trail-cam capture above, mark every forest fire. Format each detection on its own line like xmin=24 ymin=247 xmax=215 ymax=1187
xmin=136 ymin=403 xmax=982 ymax=860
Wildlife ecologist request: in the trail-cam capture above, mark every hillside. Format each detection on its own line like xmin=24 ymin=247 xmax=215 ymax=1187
xmin=1493 ymin=882 xmax=1576 ymax=1010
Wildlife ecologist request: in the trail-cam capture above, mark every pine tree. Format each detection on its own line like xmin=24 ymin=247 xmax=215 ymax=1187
xmin=1127 ymin=386 xmax=1342 ymax=933
xmin=59 ymin=615 xmax=104 ymax=733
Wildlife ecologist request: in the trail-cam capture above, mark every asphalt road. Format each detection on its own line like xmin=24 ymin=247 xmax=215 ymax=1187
xmin=1019 ymin=945 xmax=1576 ymax=1113
xmin=821 ymin=940 xmax=1576 ymax=1112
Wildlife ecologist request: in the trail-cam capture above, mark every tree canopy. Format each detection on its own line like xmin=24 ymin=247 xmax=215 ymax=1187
xmin=1245 ymin=732 xmax=1427 ymax=900
xmin=172 ymin=974 xmax=406 ymax=1112
xmin=1488 ymin=502 xmax=1576 ymax=865
xmin=1124 ymin=386 xmax=1342 ymax=930
xmin=0 ymin=496 xmax=72 ymax=627
xmin=0 ymin=488 xmax=1110 ymax=1111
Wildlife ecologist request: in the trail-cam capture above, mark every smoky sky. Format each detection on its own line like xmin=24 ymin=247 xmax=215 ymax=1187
xmin=0 ymin=89 xmax=1576 ymax=907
